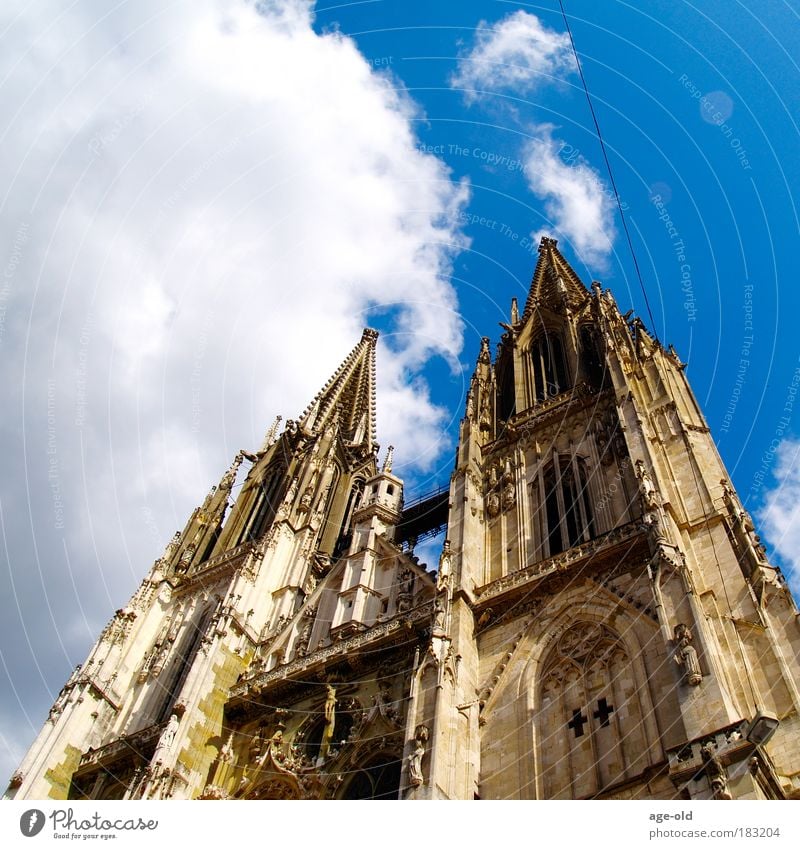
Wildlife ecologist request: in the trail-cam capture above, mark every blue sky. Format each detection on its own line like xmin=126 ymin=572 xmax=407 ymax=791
xmin=1 ymin=0 xmax=799 ymax=785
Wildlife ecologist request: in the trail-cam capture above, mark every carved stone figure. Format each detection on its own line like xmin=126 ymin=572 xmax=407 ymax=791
xmin=295 ymin=621 xmax=312 ymax=658
xmin=635 ymin=459 xmax=659 ymax=508
xmin=501 ymin=460 xmax=516 ymax=511
xmin=673 ymin=623 xmax=702 ymax=686
xmin=408 ymin=724 xmax=429 ymax=787
xmin=153 ymin=713 xmax=180 ymax=765
xmin=701 ymin=743 xmax=731 ymax=800
xmin=318 ymin=685 xmax=337 ymax=762
xmin=432 ymin=593 xmax=447 ymax=634
xmin=486 ymin=491 xmax=500 ymax=518
xmin=437 ymin=540 xmax=451 ymax=591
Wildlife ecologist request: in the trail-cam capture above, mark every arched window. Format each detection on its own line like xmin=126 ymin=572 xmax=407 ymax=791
xmin=540 ymin=456 xmax=595 ymax=556
xmin=153 ymin=606 xmax=212 ymax=723
xmin=498 ymin=358 xmax=516 ymax=421
xmin=334 ymin=478 xmax=364 ymax=557
xmin=529 ymin=333 xmax=568 ymax=403
xmin=537 ymin=622 xmax=649 ymax=798
xmin=579 ymin=325 xmax=605 ymax=389
xmin=238 ymin=468 xmax=284 ymax=544
xmin=340 ymin=755 xmax=401 ymax=799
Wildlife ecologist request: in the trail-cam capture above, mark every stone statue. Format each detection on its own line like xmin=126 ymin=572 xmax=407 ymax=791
xmin=674 ymin=623 xmax=702 ymax=686
xmin=701 ymin=743 xmax=731 ymax=800
xmin=635 ymin=459 xmax=658 ymax=508
xmin=436 ymin=540 xmax=451 ymax=591
xmin=318 ymin=685 xmax=337 ymax=761
xmin=432 ymin=592 xmax=447 ymax=633
xmin=153 ymin=713 xmax=180 ymax=764
xmin=408 ymin=725 xmax=429 ymax=787
xmin=397 ymin=568 xmax=415 ymax=613
xmin=501 ymin=460 xmax=516 ymax=511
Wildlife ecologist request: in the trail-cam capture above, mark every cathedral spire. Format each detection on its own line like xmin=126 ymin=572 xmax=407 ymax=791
xmin=298 ymin=328 xmax=378 ymax=457
xmin=521 ymin=236 xmax=590 ymax=319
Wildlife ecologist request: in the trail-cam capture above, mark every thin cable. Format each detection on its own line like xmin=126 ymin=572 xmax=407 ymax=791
xmin=558 ymin=0 xmax=659 ymax=340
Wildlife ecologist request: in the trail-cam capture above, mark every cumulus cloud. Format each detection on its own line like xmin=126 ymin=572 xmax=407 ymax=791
xmin=451 ymin=10 xmax=573 ymax=100
xmin=756 ymin=438 xmax=800 ymax=593
xmin=523 ymin=126 xmax=617 ymax=267
xmin=0 ymin=0 xmax=469 ymax=779
xmin=451 ymin=12 xmax=615 ymax=269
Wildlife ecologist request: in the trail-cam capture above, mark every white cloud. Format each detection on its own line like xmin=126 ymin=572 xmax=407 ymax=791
xmin=756 ymin=438 xmax=800 ymax=594
xmin=0 ymin=0 xmax=469 ymax=761
xmin=451 ymin=10 xmax=573 ymax=100
xmin=523 ymin=125 xmax=617 ymax=268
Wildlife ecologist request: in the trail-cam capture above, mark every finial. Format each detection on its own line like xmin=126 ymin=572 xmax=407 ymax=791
xmin=361 ymin=327 xmax=379 ymax=342
xmin=260 ymin=415 xmax=282 ymax=452
xmin=219 ymin=452 xmax=243 ymax=490
xmin=382 ymin=445 xmax=394 ymax=473
xmin=510 ymin=297 xmax=519 ymax=324
xmin=538 ymin=236 xmax=558 ymax=253
xmin=478 ymin=337 xmax=491 ymax=364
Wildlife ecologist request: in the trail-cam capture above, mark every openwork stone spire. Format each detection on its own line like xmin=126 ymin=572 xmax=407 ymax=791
xmin=521 ymin=236 xmax=591 ymax=319
xmin=298 ymin=328 xmax=378 ymax=457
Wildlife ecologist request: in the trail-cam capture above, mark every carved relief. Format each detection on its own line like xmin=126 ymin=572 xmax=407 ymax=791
xmin=700 ymin=743 xmax=731 ymax=800
xmin=407 ymin=724 xmax=429 ymax=787
xmin=673 ymin=623 xmax=702 ymax=686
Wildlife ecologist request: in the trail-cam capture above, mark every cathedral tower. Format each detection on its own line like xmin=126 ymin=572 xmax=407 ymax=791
xmin=407 ymin=237 xmax=800 ymax=800
xmin=7 ymin=239 xmax=800 ymax=800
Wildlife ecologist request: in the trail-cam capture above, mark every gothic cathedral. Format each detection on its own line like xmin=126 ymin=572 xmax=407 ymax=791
xmin=7 ymin=238 xmax=800 ymax=800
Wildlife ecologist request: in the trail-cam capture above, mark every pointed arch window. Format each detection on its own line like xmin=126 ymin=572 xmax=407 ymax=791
xmin=529 ymin=333 xmax=568 ymax=403
xmin=153 ymin=606 xmax=212 ymax=723
xmin=334 ymin=478 xmax=365 ymax=558
xmin=539 ymin=455 xmax=595 ymax=556
xmin=238 ymin=468 xmax=285 ymax=544
xmin=537 ymin=622 xmax=650 ymax=798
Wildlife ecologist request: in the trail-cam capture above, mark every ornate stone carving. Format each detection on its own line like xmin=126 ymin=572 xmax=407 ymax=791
xmin=501 ymin=459 xmax=516 ymax=511
xmin=673 ymin=623 xmax=702 ymax=686
xmin=407 ymin=724 xmax=429 ymax=787
xmin=318 ymin=685 xmax=337 ymax=762
xmin=152 ymin=713 xmax=180 ymax=765
xmin=701 ymin=743 xmax=731 ymax=800
xmin=198 ymin=784 xmax=229 ymax=800
xmin=436 ymin=540 xmax=451 ymax=592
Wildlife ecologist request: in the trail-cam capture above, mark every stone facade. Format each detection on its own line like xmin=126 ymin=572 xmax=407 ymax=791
xmin=7 ymin=238 xmax=800 ymax=800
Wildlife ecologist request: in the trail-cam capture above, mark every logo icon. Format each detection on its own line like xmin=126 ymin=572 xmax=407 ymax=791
xmin=19 ymin=809 xmax=45 ymax=837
